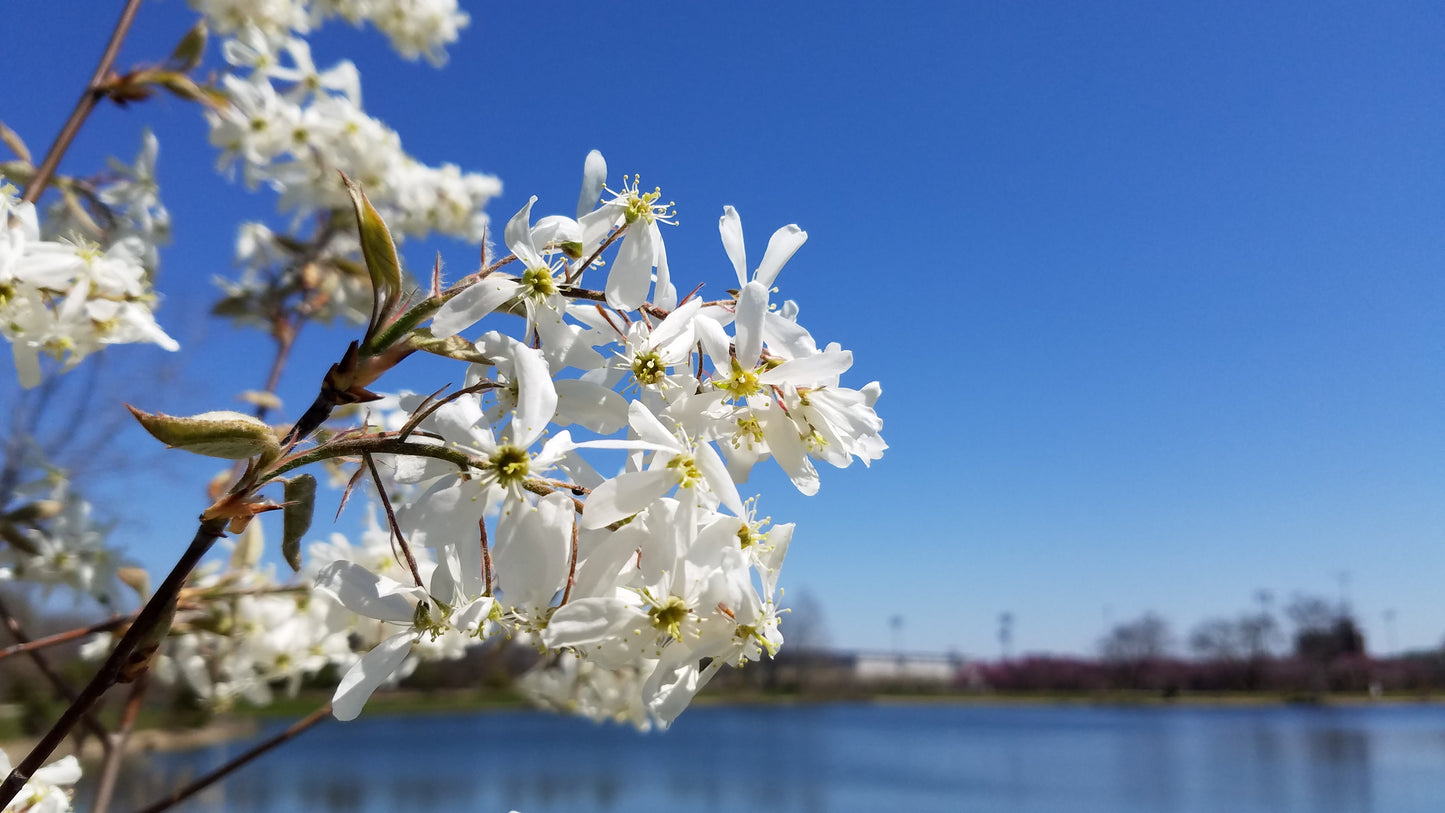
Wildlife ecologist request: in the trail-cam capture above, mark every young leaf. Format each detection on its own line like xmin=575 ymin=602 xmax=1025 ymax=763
xmin=407 ymin=328 xmax=492 ymax=364
xmin=168 ymin=21 xmax=207 ymax=71
xmin=282 ymin=474 xmax=317 ymax=572
xmin=127 ymin=406 xmax=282 ymax=463
xmin=117 ymin=567 xmax=151 ymax=600
xmin=343 ymin=175 xmax=404 ymax=353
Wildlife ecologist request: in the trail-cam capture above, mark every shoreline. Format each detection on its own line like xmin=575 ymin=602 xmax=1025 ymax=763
xmin=6 ymin=689 xmax=1442 ymax=762
xmin=0 ymin=717 xmax=258 ymax=764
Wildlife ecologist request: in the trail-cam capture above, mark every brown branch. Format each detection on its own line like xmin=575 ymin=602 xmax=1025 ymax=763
xmin=0 ymin=594 xmax=113 ymax=751
xmin=127 ymin=703 xmax=332 ymax=813
xmin=0 ymin=518 xmax=227 ymax=810
xmin=253 ymin=320 xmax=299 ymax=422
xmin=20 ymin=0 xmax=145 ymax=204
xmin=0 ymin=613 xmax=133 ymax=663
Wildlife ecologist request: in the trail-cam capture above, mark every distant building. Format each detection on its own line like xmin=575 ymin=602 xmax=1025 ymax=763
xmin=851 ymin=651 xmax=976 ymax=687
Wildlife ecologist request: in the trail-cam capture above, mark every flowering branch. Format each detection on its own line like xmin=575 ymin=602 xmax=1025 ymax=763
xmin=0 ymin=518 xmax=226 ymax=809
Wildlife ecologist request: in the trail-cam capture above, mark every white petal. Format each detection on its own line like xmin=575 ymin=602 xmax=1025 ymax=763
xmin=693 ymin=313 xmax=734 ymax=372
xmin=531 ymin=215 xmax=581 ymax=254
xmin=606 ymin=223 xmax=654 ymax=310
xmin=573 ymin=522 xmax=648 ymax=599
xmin=554 ymin=379 xmax=628 ymax=433
xmin=761 ymin=523 xmax=793 ymax=598
xmin=758 ymin=347 xmax=853 ymax=388
xmin=430 ymin=278 xmax=519 ymax=337
xmin=694 ymin=440 xmax=744 ymax=516
xmin=760 ymin=405 xmax=819 ymax=496
xmin=644 ymin=295 xmax=702 ymax=354
xmin=504 ymin=196 xmax=542 ymax=266
xmin=480 ymin=332 xmax=558 ymax=449
xmin=332 ymin=632 xmax=414 ymax=721
xmin=399 ymin=479 xmax=486 ymax=556
xmin=429 ymin=543 xmax=463 ymax=606
xmin=582 ymin=468 xmax=678 ymax=529
xmin=718 ymin=205 xmax=747 ymax=288
xmin=495 ymin=492 xmax=572 ymax=613
xmin=754 ymin=224 xmax=807 ymax=289
xmin=762 ymin=310 xmax=819 ymax=359
xmin=734 ymin=281 xmax=769 ymax=370
xmin=653 ymin=232 xmax=676 ymax=309
xmin=627 ymin=399 xmax=681 ymax=449
xmin=577 ymin=150 xmax=607 ymax=219
xmin=315 ymin=561 xmax=418 ymax=624
xmin=541 ymin=597 xmax=647 ymax=650
xmin=31 ymin=755 xmax=81 ymax=786
xmin=509 ymin=341 xmax=558 ymax=449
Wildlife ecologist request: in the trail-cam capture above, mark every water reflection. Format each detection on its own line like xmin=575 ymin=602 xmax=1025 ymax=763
xmin=100 ymin=703 xmax=1445 ymax=813
xmin=1305 ymin=720 xmax=1372 ymax=812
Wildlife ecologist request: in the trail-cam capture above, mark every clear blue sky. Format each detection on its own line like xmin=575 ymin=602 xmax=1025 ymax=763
xmin=6 ymin=2 xmax=1443 ymax=657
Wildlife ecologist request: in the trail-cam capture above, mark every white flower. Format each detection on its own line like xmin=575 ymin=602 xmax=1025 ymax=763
xmin=0 ymin=747 xmax=79 ymax=813
xmin=578 ymin=174 xmax=676 ymax=310
xmin=582 ymin=400 xmax=743 ymax=529
xmin=315 ymin=554 xmax=492 ymax=720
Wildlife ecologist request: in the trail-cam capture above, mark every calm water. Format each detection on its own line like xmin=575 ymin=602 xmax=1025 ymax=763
xmin=108 ymin=702 xmax=1445 ymax=812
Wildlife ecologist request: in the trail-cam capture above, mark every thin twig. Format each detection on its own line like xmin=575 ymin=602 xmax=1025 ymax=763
xmin=478 ymin=517 xmax=491 ymax=596
xmin=20 ymin=0 xmax=145 ymax=204
xmin=266 ymin=434 xmax=474 ymax=480
xmin=560 ymin=516 xmax=578 ymax=606
xmin=127 ymin=704 xmax=332 ymax=813
xmin=397 ymin=380 xmax=499 ymax=441
xmin=0 ymin=613 xmax=133 ymax=663
xmin=566 ymin=222 xmax=629 ymax=285
xmin=90 ymin=672 xmax=149 ymax=813
xmin=253 ymin=320 xmax=299 ymax=422
xmin=363 ymin=452 xmax=423 ymax=587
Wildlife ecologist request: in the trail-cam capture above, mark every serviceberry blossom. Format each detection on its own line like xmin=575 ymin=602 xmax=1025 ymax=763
xmin=274 ymin=154 xmax=886 ymax=728
xmin=191 ymin=0 xmax=469 ymax=64
xmin=1 ymin=163 xmax=178 ymax=388
xmin=205 ymin=15 xmax=500 ymax=335
xmin=91 ymin=151 xmax=881 ymax=732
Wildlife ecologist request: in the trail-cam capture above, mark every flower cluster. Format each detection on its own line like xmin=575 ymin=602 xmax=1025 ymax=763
xmin=1 ymin=138 xmax=179 ymax=389
xmin=192 ymin=0 xmax=469 ymax=67
xmin=302 ymin=153 xmax=884 ymax=728
xmin=0 ymin=475 xmax=126 ymax=608
xmin=208 ymin=25 xmax=498 ymax=239
xmin=205 ymin=14 xmax=500 ymax=330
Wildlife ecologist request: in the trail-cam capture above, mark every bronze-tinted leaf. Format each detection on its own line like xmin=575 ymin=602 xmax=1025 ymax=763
xmin=282 ymin=474 xmax=317 ymax=572
xmin=127 ymin=406 xmax=282 ymax=463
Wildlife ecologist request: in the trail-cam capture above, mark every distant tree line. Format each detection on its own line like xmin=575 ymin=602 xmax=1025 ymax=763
xmin=983 ymin=591 xmax=1445 ymax=695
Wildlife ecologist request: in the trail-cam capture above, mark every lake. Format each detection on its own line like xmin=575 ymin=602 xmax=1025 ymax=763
xmin=108 ymin=701 xmax=1445 ymax=812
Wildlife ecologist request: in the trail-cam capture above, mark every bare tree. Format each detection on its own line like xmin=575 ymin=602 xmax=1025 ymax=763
xmin=1189 ymin=618 xmax=1242 ymax=661
xmin=784 ymin=589 xmax=831 ymax=652
xmin=1099 ymin=612 xmax=1172 ymax=663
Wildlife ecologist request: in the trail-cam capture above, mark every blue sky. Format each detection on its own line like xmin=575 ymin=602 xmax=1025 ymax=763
xmin=5 ymin=2 xmax=1443 ymax=657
